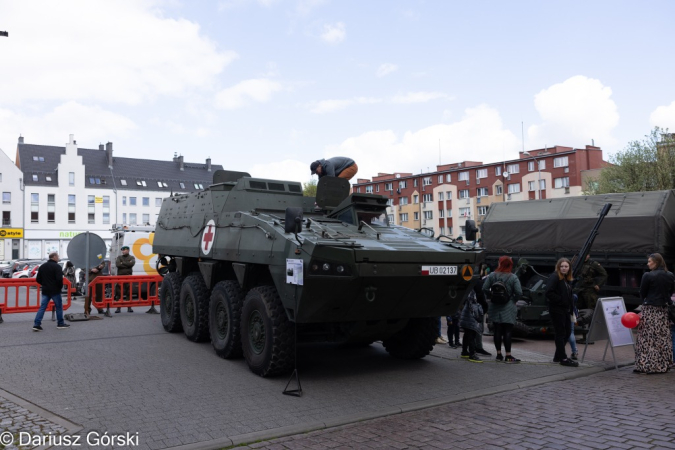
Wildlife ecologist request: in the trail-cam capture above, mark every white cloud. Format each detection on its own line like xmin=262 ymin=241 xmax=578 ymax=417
xmin=0 ymin=102 xmax=137 ymax=152
xmin=376 ymin=63 xmax=398 ymax=78
xmin=320 ymin=22 xmax=346 ymax=44
xmin=391 ymin=92 xmax=450 ymax=104
xmin=0 ymin=0 xmax=237 ymax=106
xmin=249 ymin=159 xmax=311 ymax=184
xmin=309 ymin=97 xmax=381 ymax=114
xmin=650 ymin=101 xmax=675 ymax=130
xmin=528 ymin=76 xmax=619 ymax=149
xmin=324 ymin=104 xmax=520 ymax=180
xmin=214 ymin=78 xmax=283 ymax=109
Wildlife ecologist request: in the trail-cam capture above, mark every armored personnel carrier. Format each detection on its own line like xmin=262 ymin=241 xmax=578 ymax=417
xmin=153 ymin=170 xmax=483 ymax=376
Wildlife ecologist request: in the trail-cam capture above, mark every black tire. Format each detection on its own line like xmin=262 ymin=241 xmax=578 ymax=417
xmin=160 ymin=272 xmax=182 ymax=332
xmin=382 ymin=318 xmax=437 ymax=359
xmin=180 ymin=273 xmax=211 ymax=342
xmin=241 ymin=286 xmax=295 ymax=377
xmin=209 ymin=280 xmax=244 ymax=359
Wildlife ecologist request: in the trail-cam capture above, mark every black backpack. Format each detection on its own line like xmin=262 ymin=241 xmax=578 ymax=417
xmin=489 ymin=275 xmax=510 ymax=305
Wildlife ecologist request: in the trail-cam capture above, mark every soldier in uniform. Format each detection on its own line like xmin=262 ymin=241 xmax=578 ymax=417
xmin=574 ymin=254 xmax=607 ymax=312
xmin=115 ymin=245 xmax=135 ymax=313
xmin=84 ymin=261 xmax=107 ymax=316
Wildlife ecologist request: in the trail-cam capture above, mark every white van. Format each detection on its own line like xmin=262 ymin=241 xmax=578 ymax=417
xmin=109 ymin=225 xmax=159 ymax=276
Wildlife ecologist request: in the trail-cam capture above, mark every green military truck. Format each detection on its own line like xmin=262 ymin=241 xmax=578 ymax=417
xmin=481 ymin=190 xmax=675 ymax=335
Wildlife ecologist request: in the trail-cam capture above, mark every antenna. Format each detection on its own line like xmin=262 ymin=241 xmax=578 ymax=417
xmin=439 ymin=139 xmax=441 ymax=165
xmin=521 ymin=121 xmax=525 ymax=153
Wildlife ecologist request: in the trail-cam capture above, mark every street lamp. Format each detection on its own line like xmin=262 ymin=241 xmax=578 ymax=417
xmin=523 ymin=151 xmax=542 ymax=200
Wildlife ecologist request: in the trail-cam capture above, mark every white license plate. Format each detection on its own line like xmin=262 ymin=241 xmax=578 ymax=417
xmin=421 ymin=265 xmax=457 ymax=276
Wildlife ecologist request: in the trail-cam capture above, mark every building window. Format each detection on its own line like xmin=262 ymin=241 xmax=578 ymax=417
xmin=155 ymin=198 xmax=162 ymax=207
xmin=423 ymin=177 xmax=432 ymax=186
xmin=423 ymin=193 xmax=433 ymax=202
xmin=130 ymin=197 xmax=137 ymax=206
xmin=194 ymin=183 xmax=204 ymax=190
xmin=142 ymin=197 xmax=149 ymax=207
xmin=142 ymin=214 xmax=150 ymax=225
xmin=438 ymin=175 xmax=443 ymax=184
xmin=387 ymin=214 xmax=394 ymax=223
xmin=446 ymin=209 xmax=452 ymax=218
xmin=528 ymin=181 xmax=536 ymax=191
xmin=554 ymin=177 xmax=570 ymax=188
xmin=496 ymin=185 xmax=503 ymax=195
xmin=157 ymin=181 xmax=163 ymax=188
xmin=130 ymin=213 xmax=137 ymax=225
xmin=506 ymin=164 xmax=520 ymax=174
xmin=413 ymin=179 xmax=418 ymax=187
xmin=122 ymin=196 xmax=127 ymax=206
xmin=68 ymin=195 xmax=76 ymax=223
xmin=46 ymin=176 xmax=52 ymax=182
xmin=366 ymin=185 xmax=373 ymax=193
xmin=412 ymin=195 xmax=418 ymax=204
xmin=399 ymin=213 xmax=408 ymax=222
xmin=32 ymin=174 xmax=38 ymax=182
xmin=539 ymin=179 xmax=546 ymax=190
xmin=476 ymin=168 xmax=487 ymax=179
xmin=386 ymin=198 xmax=393 ymax=206
xmin=477 ymin=187 xmax=488 ymax=197
xmin=439 ymin=209 xmax=445 ymax=218
xmin=447 ymin=226 xmax=453 ymax=236
xmin=2 ymin=192 xmax=10 ymax=204
xmin=89 ymin=177 xmax=101 ymax=184
xmin=528 ymin=161 xmax=535 ymax=172
xmin=376 ymin=185 xmax=380 ymax=192
xmin=88 ymin=195 xmax=95 ymax=224
xmin=414 ymin=211 xmax=419 ymax=221
xmin=539 ymin=160 xmax=546 ymax=170
xmin=123 ymin=213 xmax=127 ymax=224
xmin=478 ymin=206 xmax=488 ymax=216
xmin=423 ymin=211 xmax=433 ymax=220
xmin=399 ymin=196 xmax=409 ymax=205
xmin=438 ymin=192 xmax=444 ymax=201
xmin=48 ymin=194 xmax=55 ymax=223
xmin=446 ymin=174 xmax=452 ymax=182
xmin=69 ymin=172 xmax=75 ymax=186
xmin=2 ymin=211 xmax=10 ymax=226
xmin=399 ymin=180 xmax=407 ymax=189
xmin=120 ymin=179 xmax=127 ymax=186
xmin=459 ymin=189 xmax=470 ymax=199
xmin=458 ymin=171 xmax=469 ymax=181
xmin=31 ymin=193 xmax=39 ymax=223
xmin=554 ymin=156 xmax=569 ymax=168
xmin=180 ymin=182 xmax=185 ymax=189
xmin=507 ymin=183 xmax=521 ymax=194
xmin=459 ymin=207 xmax=471 ymax=217
xmin=32 ymin=156 xmax=45 ymax=162
xmin=103 ymin=196 xmax=110 ymax=224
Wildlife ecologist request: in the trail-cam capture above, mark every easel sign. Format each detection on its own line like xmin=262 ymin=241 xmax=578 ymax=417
xmin=581 ymin=297 xmax=635 ymax=369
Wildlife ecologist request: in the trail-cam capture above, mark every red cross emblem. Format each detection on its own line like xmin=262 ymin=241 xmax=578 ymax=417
xmin=201 ymin=220 xmax=216 ymax=255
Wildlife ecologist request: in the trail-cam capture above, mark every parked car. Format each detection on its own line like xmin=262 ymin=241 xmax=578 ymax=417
xmin=12 ymin=261 xmax=44 ymax=279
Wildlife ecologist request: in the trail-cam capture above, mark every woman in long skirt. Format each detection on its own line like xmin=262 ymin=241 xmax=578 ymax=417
xmin=634 ymin=253 xmax=674 ymax=374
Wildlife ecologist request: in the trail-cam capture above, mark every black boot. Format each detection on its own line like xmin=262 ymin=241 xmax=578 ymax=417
xmin=115 ymin=307 xmax=121 ymax=313
xmin=128 ymin=307 xmax=134 ymax=313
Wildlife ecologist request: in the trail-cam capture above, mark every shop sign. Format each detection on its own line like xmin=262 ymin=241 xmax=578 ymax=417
xmin=0 ymin=228 xmax=23 ymax=238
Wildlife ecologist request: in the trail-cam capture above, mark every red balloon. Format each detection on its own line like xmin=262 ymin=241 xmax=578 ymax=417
xmin=621 ymin=312 xmax=640 ymax=329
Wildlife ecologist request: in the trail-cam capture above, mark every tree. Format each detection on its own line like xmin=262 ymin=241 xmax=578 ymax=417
xmin=595 ymin=127 xmax=675 ymax=194
xmin=303 ymin=179 xmax=317 ymax=197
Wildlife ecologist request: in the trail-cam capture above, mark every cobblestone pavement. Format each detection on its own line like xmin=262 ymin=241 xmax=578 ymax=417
xmin=239 ymin=366 xmax=675 ymax=450
xmin=0 ymin=297 xmax=641 ymax=449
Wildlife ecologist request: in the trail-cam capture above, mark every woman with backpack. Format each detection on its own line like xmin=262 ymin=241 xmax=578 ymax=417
xmin=482 ymin=256 xmax=523 ymax=363
xmin=545 ymin=258 xmax=579 ymax=367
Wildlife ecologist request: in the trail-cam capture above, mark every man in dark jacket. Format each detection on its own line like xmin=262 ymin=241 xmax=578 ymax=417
xmin=574 ymin=254 xmax=607 ymax=311
xmin=33 ymin=252 xmax=69 ymax=331
xmin=310 ymin=157 xmax=358 ymax=180
xmin=115 ymin=246 xmax=135 ymax=313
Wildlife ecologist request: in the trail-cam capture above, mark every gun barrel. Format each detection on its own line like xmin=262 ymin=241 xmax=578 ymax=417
xmin=572 ymin=202 xmax=612 ymax=280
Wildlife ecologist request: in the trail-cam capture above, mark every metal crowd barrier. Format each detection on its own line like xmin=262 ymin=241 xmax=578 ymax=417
xmin=89 ymin=275 xmax=163 ymax=316
xmin=0 ymin=278 xmax=73 ymax=324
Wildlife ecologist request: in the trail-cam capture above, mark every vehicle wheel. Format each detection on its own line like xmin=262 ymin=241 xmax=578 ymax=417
xmin=209 ymin=280 xmax=244 ymax=359
xmin=383 ymin=317 xmax=437 ymax=359
xmin=160 ymin=272 xmax=182 ymax=332
xmin=179 ymin=273 xmax=210 ymax=342
xmin=241 ymin=286 xmax=295 ymax=377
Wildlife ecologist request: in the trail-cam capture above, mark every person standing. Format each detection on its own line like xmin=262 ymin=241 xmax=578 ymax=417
xmin=574 ymin=254 xmax=607 ymax=311
xmin=459 ymin=289 xmax=484 ymax=363
xmin=310 ymin=157 xmax=358 ymax=181
xmin=63 ymin=260 xmax=76 ymax=291
xmin=84 ymin=261 xmax=107 ymax=316
xmin=115 ymin=246 xmax=135 ymax=313
xmin=634 ymin=253 xmax=674 ymax=374
xmin=32 ymin=252 xmax=69 ymax=331
xmin=482 ymin=256 xmax=522 ymax=363
xmin=545 ymin=258 xmax=578 ymax=367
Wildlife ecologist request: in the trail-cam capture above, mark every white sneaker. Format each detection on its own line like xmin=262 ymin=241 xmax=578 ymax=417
xmin=435 ymin=337 xmax=447 ymax=344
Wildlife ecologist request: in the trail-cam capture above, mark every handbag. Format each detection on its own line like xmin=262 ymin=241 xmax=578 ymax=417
xmin=667 ymin=300 xmax=675 ymax=324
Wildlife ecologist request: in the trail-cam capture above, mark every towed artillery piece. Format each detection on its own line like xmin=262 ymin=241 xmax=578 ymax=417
xmin=153 ymin=170 xmax=483 ymax=376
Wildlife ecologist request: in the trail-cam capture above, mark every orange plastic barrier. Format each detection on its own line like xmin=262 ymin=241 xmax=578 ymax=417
xmin=0 ymin=278 xmax=73 ymax=323
xmin=89 ymin=275 xmax=163 ymax=310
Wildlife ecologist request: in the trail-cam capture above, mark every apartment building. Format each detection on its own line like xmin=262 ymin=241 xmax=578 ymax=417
xmin=12 ymin=135 xmax=222 ymax=260
xmin=353 ymin=145 xmax=606 ymax=239
xmin=0 ymin=147 xmax=25 ymax=260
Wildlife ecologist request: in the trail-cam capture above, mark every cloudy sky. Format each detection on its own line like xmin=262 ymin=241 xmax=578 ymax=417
xmin=1 ymin=0 xmax=674 ymax=184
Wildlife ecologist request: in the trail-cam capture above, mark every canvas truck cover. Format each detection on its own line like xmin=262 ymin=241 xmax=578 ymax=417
xmin=482 ymin=190 xmax=675 ymax=255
